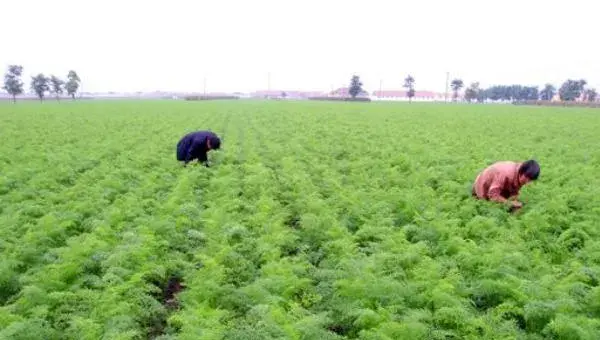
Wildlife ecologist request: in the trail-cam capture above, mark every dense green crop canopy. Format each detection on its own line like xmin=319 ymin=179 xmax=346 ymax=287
xmin=1 ymin=100 xmax=600 ymax=339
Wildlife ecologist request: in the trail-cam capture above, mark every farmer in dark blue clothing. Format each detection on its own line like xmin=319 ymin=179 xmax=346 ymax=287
xmin=176 ymin=130 xmax=221 ymax=167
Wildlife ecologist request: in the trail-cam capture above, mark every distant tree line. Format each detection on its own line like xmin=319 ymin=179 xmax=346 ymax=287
xmin=2 ymin=65 xmax=81 ymax=103
xmin=348 ymin=74 xmax=597 ymax=103
xmin=458 ymin=80 xmax=596 ymax=103
xmin=438 ymin=78 xmax=596 ymax=103
xmin=5 ymin=64 xmax=595 ymax=104
xmin=421 ymin=77 xmax=596 ymax=103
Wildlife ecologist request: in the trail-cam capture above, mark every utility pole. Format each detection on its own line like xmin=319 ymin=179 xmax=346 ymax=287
xmin=445 ymin=72 xmax=449 ymax=102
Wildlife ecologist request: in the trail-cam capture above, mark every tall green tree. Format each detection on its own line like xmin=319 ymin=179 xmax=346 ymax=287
xmin=483 ymin=84 xmax=539 ymax=101
xmin=530 ymin=86 xmax=540 ymax=100
xmin=65 ymin=70 xmax=81 ymax=100
xmin=403 ymin=75 xmax=415 ymax=103
xmin=485 ymin=86 xmax=503 ymax=101
xmin=559 ymin=79 xmax=586 ymax=101
xmin=451 ymin=79 xmax=464 ymax=102
xmin=580 ymin=79 xmax=587 ymax=93
xmin=540 ymin=84 xmax=556 ymax=101
xmin=464 ymin=82 xmax=481 ymax=103
xmin=49 ymin=75 xmax=65 ymax=101
xmin=585 ymin=88 xmax=597 ymax=102
xmin=348 ymin=75 xmax=363 ymax=98
xmin=2 ymin=65 xmax=25 ymax=103
xmin=517 ymin=86 xmax=539 ymax=101
xmin=509 ymin=85 xmax=523 ymax=101
xmin=30 ymin=73 xmax=50 ymax=102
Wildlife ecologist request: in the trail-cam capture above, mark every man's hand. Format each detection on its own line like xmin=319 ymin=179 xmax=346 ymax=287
xmin=508 ymin=200 xmax=523 ymax=213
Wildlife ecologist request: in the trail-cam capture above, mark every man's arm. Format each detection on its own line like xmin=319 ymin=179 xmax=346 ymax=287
xmin=487 ymin=185 xmax=508 ymax=204
xmin=488 ymin=175 xmax=521 ymax=209
xmin=487 ymin=174 xmax=510 ymax=204
xmin=197 ymin=150 xmax=209 ymax=167
xmin=184 ymin=138 xmax=201 ymax=164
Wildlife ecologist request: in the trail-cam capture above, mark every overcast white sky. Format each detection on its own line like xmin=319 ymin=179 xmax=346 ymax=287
xmin=2 ymin=0 xmax=598 ymax=93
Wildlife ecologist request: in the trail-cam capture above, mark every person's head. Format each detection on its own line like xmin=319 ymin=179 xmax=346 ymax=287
xmin=517 ymin=159 xmax=540 ymax=185
xmin=206 ymin=135 xmax=221 ymax=150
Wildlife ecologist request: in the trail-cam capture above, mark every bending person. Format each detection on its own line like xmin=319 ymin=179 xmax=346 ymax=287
xmin=176 ymin=130 xmax=221 ymax=167
xmin=472 ymin=159 xmax=540 ymax=211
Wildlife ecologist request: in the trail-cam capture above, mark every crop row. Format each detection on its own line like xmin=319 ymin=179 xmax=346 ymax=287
xmin=1 ymin=101 xmax=600 ymax=339
xmin=0 ymin=103 xmax=228 ymax=338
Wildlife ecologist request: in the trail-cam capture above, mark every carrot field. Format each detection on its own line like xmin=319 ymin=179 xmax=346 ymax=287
xmin=1 ymin=99 xmax=600 ymax=339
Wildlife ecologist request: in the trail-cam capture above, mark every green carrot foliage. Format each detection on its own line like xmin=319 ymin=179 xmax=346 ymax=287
xmin=1 ymin=100 xmax=600 ymax=339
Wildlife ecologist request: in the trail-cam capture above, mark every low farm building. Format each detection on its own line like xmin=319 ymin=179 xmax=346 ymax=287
xmin=371 ymin=90 xmax=454 ymax=102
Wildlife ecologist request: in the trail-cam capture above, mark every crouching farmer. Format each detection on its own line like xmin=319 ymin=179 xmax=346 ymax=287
xmin=176 ymin=130 xmax=221 ymax=167
xmin=472 ymin=160 xmax=540 ymax=211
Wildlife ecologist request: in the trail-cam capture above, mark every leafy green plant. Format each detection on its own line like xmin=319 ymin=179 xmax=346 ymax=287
xmin=1 ymin=100 xmax=600 ymax=338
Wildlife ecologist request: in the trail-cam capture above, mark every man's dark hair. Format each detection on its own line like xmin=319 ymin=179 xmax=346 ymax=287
xmin=518 ymin=159 xmax=540 ymax=180
xmin=209 ymin=135 xmax=221 ymax=150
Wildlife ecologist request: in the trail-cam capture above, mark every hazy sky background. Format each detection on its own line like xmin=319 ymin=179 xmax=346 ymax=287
xmin=2 ymin=0 xmax=598 ymax=93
